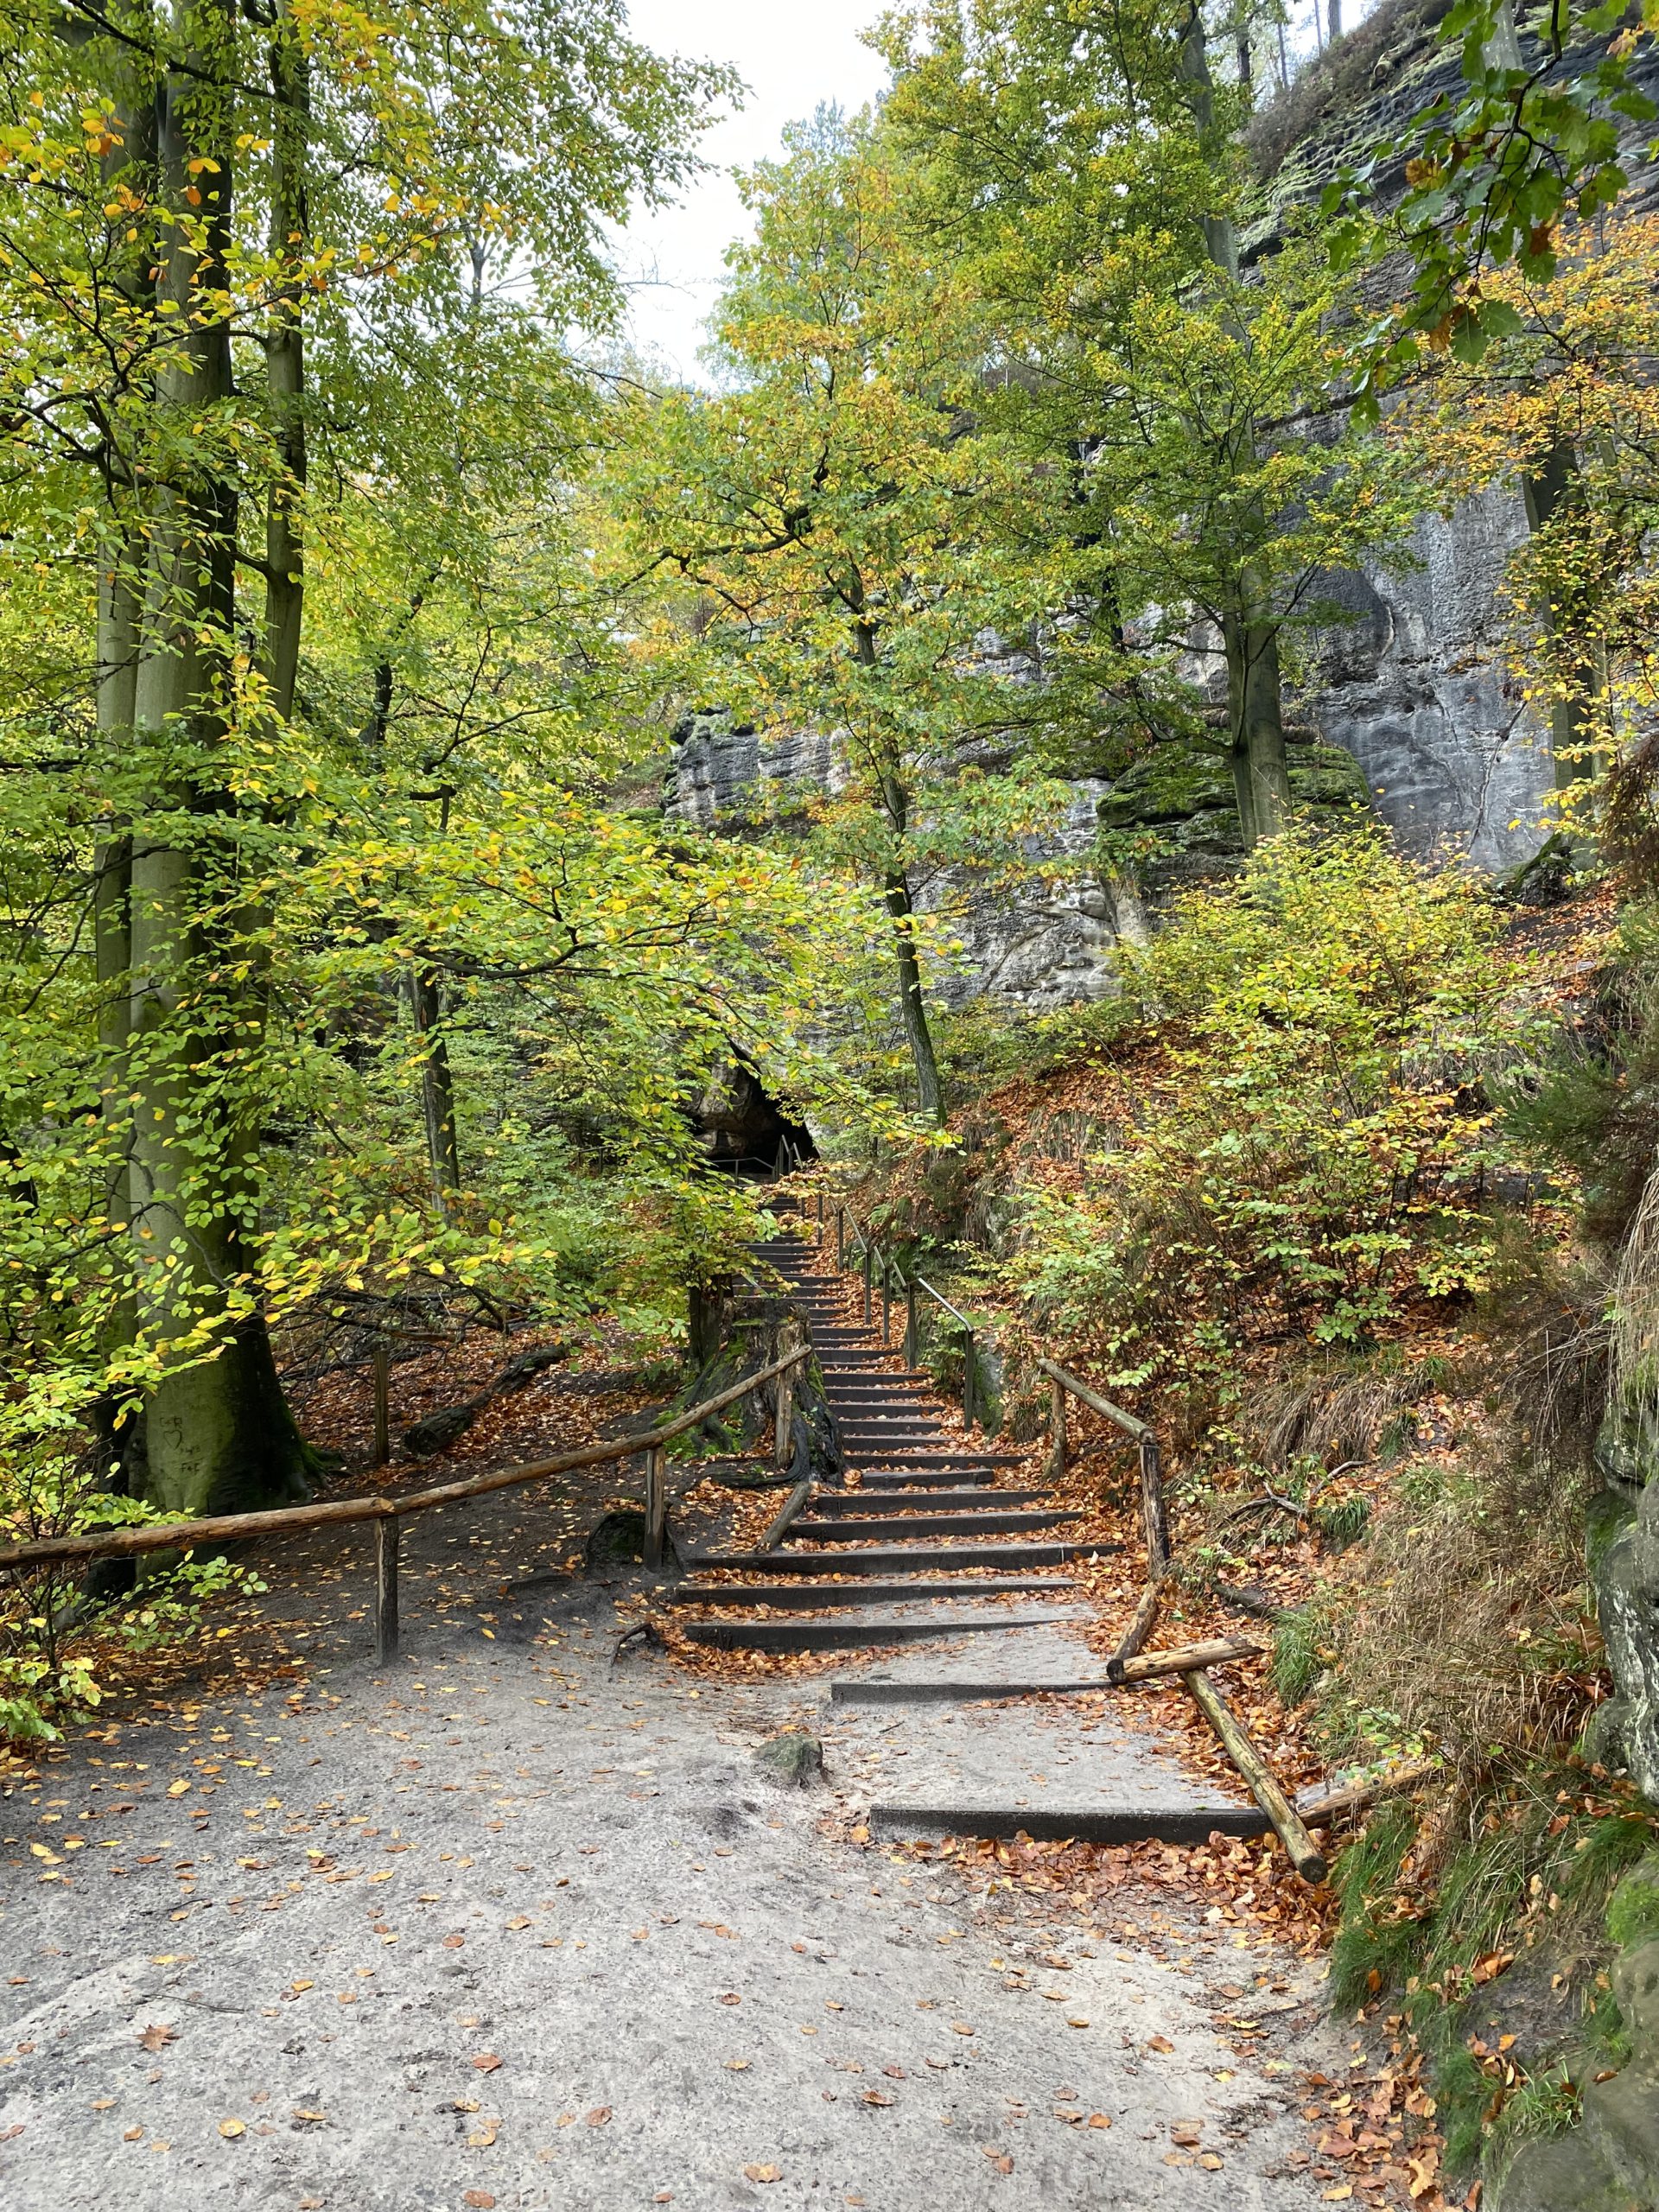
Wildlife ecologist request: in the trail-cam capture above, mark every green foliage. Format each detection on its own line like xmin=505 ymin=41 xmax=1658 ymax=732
xmin=1329 ymin=1801 xmax=1422 ymax=2006
xmin=1272 ymin=1605 xmax=1327 ymax=1705
xmin=1606 ymin=1852 xmax=1659 ymax=1948
xmin=1014 ymin=827 xmax=1537 ymax=1423
xmin=1314 ymin=1493 xmax=1373 ymax=1548
xmin=1328 ymin=1792 xmax=1657 ymax=2179
xmin=1324 ymin=0 xmax=1656 ymax=391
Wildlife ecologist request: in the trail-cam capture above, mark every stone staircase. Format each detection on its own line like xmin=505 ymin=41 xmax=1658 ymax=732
xmin=670 ymin=1217 xmax=1105 ymax=1652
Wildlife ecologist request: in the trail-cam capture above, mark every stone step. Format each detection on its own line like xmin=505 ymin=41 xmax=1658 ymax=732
xmin=835 ymin=1428 xmax=951 ymax=1445
xmin=822 ymin=1382 xmax=935 ymax=1395
xmin=668 ymin=1575 xmax=1074 ymax=1610
xmin=828 ymin=1677 xmax=1114 ymax=1703
xmin=677 ymin=1604 xmax=1091 ymax=1652
xmin=868 ymin=1802 xmax=1272 ymax=1846
xmin=830 ymin=1410 xmax=946 ymax=1424
xmin=789 ymin=1509 xmax=1083 ymax=1541
xmin=841 ymin=1448 xmax=1025 ymax=1469
xmin=813 ymin=1360 xmax=931 ymax=1379
xmin=686 ymin=1541 xmax=1082 ymax=1574
xmin=854 ymin=1470 xmax=994 ymax=1491
xmin=806 ymin=1487 xmax=1053 ymax=1516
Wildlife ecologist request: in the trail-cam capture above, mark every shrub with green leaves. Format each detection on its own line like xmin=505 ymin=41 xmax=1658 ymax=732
xmin=1017 ymin=827 xmax=1539 ymax=1417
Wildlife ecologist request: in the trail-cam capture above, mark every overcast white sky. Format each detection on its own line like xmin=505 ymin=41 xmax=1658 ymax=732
xmin=615 ymin=2 xmax=892 ymax=384
xmin=612 ymin=0 xmax=1364 ymax=385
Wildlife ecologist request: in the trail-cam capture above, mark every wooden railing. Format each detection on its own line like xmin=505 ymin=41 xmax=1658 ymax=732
xmin=779 ymin=1171 xmax=1330 ymax=1881
xmin=1038 ymin=1355 xmax=1171 ymax=1598
xmin=815 ymin=1188 xmax=984 ymax=1433
xmin=0 ymin=1344 xmax=813 ymax=1664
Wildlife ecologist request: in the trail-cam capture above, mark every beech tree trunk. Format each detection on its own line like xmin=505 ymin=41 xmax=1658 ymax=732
xmin=412 ymin=965 xmax=463 ymax=1210
xmin=1522 ymin=434 xmax=1599 ymax=791
xmin=883 ymin=872 xmax=946 ymax=1124
xmin=1223 ymin=604 xmax=1292 ymax=845
xmin=263 ymin=3 xmax=308 ymax=723
xmin=124 ymin=0 xmax=315 ymax=1516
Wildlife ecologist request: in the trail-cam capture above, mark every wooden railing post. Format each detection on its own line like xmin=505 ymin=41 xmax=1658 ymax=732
xmin=643 ymin=1446 xmax=667 ymax=1573
xmin=1046 ymin=1369 xmax=1066 ymax=1481
xmin=0 ymin=1344 xmax=813 ymax=1661
xmin=374 ymin=1514 xmax=400 ymax=1664
xmin=1141 ymin=1435 xmax=1171 ymax=1579
xmin=372 ymin=1343 xmax=391 ymax=1468
xmin=774 ymin=1363 xmax=796 ymax=1471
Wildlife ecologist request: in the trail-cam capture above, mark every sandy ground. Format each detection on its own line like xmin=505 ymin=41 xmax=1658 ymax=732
xmin=0 ymin=1408 xmax=1344 ymax=2212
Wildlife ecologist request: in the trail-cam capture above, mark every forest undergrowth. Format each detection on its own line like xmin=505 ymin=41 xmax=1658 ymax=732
xmin=838 ymin=829 xmax=1659 ymax=2191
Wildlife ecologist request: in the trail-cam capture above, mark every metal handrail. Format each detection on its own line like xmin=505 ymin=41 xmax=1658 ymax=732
xmin=911 ymin=1273 xmax=971 ymax=1332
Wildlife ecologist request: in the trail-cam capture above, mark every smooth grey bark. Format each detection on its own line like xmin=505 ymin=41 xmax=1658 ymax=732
xmin=262 ymin=1 xmax=309 ymax=721
xmin=882 ymin=870 xmax=945 ymax=1125
xmin=1223 ymin=610 xmax=1292 ymax=845
xmin=852 ymin=604 xmax=946 ymax=1123
xmin=411 ymin=964 xmax=462 ymax=1212
xmin=125 ymin=0 xmax=313 ymax=1515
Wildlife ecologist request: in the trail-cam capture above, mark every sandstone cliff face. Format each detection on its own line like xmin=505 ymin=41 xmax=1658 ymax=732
xmin=1301 ymin=487 xmax=1552 ymax=872
xmin=661 ymin=494 xmax=1554 ymax=1001
xmin=663 ymin=11 xmax=1659 ymax=1001
xmin=1241 ymin=3 xmax=1659 ymax=875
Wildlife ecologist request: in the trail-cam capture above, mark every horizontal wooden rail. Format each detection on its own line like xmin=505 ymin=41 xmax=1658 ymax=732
xmin=1038 ymin=1355 xmax=1170 ymax=1583
xmin=0 ymin=1346 xmax=815 ymax=1612
xmin=1109 ymin=1634 xmax=1266 ymax=1686
xmin=1036 ymin=1356 xmax=1152 ymax=1443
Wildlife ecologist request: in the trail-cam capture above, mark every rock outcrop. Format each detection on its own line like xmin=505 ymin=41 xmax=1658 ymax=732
xmin=663 ymin=12 xmax=1659 ymax=1005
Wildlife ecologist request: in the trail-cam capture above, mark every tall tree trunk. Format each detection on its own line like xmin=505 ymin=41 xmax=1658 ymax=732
xmin=1327 ymin=0 xmax=1342 ymax=44
xmin=263 ymin=0 xmax=308 ymax=721
xmin=1522 ymin=434 xmax=1598 ymax=792
xmin=1223 ymin=607 xmax=1291 ymax=845
xmin=126 ymin=0 xmax=313 ymax=1515
xmin=883 ymin=873 xmax=946 ymax=1124
xmin=411 ymin=965 xmax=462 ymax=1211
xmin=1181 ymin=3 xmax=1293 ymax=846
xmin=869 ymin=746 xmax=945 ymax=1124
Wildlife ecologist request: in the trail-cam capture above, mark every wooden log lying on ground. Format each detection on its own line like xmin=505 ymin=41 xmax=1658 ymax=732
xmin=1182 ymin=1667 xmax=1327 ymax=1884
xmin=1297 ymin=1758 xmax=1440 ymax=1829
xmin=1109 ymin=1634 xmax=1267 ymax=1686
xmin=1109 ymin=1580 xmax=1163 ymax=1672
